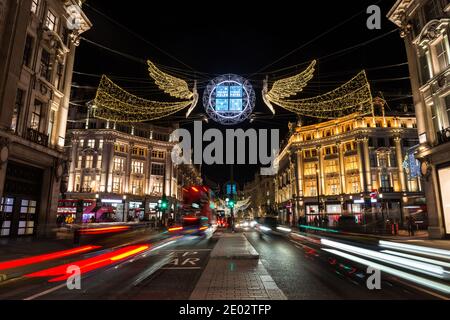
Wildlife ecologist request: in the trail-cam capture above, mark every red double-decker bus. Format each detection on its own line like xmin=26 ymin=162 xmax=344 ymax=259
xmin=57 ymin=199 xmax=116 ymax=224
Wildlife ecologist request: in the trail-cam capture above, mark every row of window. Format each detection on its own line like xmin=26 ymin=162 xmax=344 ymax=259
xmin=74 ymin=174 xmax=164 ymax=196
xmin=79 ymin=139 xmax=104 ymax=149
xmin=114 ymin=143 xmax=167 ymax=159
xmin=298 ymin=119 xmax=417 ymax=142
xmin=77 ymin=156 xmax=166 ymax=175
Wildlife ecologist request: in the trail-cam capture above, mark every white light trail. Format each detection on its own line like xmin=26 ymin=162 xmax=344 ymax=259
xmin=321 ymin=239 xmax=446 ymax=279
xmin=323 ymin=249 xmax=450 ymax=295
xmin=379 ymin=240 xmax=450 ymax=260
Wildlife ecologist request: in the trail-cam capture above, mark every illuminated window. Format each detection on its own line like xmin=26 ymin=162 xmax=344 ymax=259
xmin=87 ymin=139 xmax=95 ymax=148
xmin=45 ymin=9 xmax=57 ymax=31
xmin=85 ymin=155 xmax=93 ymax=168
xmin=435 ymin=37 xmax=450 ymax=73
xmin=96 ymin=155 xmax=102 ymax=169
xmin=305 ymin=179 xmax=317 ymax=197
xmin=30 ymin=100 xmax=42 ymax=130
xmin=345 ymin=155 xmax=359 ymax=171
xmin=151 ymin=180 xmax=163 ymax=195
xmin=113 ymin=157 xmax=125 ymax=171
xmin=98 ymin=139 xmax=104 ymax=149
xmin=151 ymin=150 xmax=165 ymax=159
xmin=77 ymin=156 xmax=82 ymax=168
xmin=132 ymin=160 xmax=144 ymax=174
xmin=131 ymin=179 xmax=144 ymax=195
xmin=79 ymin=139 xmax=84 ymax=147
xmin=12 ymin=89 xmax=24 ymax=132
xmin=82 ymin=175 xmax=92 ymax=191
xmin=326 ymin=177 xmax=340 ymax=195
xmin=347 ymin=175 xmax=360 ymax=193
xmin=325 ymin=159 xmax=339 ymax=174
xmin=304 ymin=162 xmax=318 ymax=176
xmin=112 ymin=176 xmax=122 ymax=193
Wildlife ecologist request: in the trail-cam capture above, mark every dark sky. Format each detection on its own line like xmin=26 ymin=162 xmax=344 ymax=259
xmin=73 ymin=0 xmax=411 ymax=189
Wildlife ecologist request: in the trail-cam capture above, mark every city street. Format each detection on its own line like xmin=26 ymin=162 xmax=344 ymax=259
xmin=0 ymin=227 xmax=448 ymax=300
xmin=1 ymin=0 xmax=450 ymax=309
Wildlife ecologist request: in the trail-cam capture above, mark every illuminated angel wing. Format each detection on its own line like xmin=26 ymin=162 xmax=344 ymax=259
xmin=147 ymin=60 xmax=193 ymax=100
xmin=262 ymin=60 xmax=316 ymax=114
xmin=147 ymin=60 xmax=198 ymax=117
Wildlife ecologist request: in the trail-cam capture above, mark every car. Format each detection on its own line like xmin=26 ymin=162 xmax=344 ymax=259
xmin=256 ymin=216 xmax=292 ymax=238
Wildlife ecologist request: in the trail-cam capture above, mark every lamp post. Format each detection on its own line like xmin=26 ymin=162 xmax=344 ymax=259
xmin=122 ymin=195 xmax=127 ymax=222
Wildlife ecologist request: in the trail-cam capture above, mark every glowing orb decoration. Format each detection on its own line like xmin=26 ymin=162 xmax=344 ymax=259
xmin=203 ymin=74 xmax=255 ymax=125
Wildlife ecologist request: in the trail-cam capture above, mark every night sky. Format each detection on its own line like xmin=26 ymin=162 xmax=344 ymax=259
xmin=73 ymin=0 xmax=411 ymax=190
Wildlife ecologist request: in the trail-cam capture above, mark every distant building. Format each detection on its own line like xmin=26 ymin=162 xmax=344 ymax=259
xmin=388 ymin=0 xmax=450 ymax=238
xmin=0 ymin=0 xmax=91 ymax=237
xmin=64 ymin=102 xmax=202 ymax=222
xmin=243 ymin=173 xmax=275 ymax=218
xmin=274 ymin=107 xmax=424 ymax=228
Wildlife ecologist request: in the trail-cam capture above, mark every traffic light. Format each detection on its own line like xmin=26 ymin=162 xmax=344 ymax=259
xmin=160 ymin=195 xmax=168 ymax=211
xmin=228 ymin=199 xmax=235 ymax=208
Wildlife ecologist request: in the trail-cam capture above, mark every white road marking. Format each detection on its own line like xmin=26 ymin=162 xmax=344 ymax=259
xmin=23 ymin=282 xmax=67 ymax=300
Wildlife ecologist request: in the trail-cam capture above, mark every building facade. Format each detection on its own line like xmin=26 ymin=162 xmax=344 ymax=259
xmin=388 ymin=0 xmax=450 ymax=238
xmin=0 ymin=0 xmax=91 ymax=237
xmin=243 ymin=173 xmax=276 ymax=218
xmin=274 ymin=111 xmax=424 ymax=229
xmin=65 ymin=114 xmax=202 ymax=222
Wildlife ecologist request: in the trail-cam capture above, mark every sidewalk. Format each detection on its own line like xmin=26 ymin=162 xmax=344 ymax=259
xmin=190 ymin=232 xmax=286 ymax=300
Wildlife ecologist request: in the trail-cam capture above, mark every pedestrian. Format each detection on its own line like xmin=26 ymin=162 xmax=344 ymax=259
xmin=408 ymin=216 xmax=415 ymax=236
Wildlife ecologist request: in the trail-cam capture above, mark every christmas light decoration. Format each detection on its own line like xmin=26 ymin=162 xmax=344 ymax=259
xmin=263 ymin=68 xmax=374 ymax=119
xmin=262 ymin=60 xmax=316 ymax=114
xmin=147 ymin=60 xmax=198 ymax=117
xmin=93 ymin=75 xmax=193 ymax=122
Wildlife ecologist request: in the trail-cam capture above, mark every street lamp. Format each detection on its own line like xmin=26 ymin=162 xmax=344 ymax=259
xmin=122 ymin=195 xmax=127 ymax=222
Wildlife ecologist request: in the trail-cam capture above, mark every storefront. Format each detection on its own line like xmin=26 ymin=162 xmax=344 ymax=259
xmin=437 ymin=163 xmax=450 ymax=236
xmin=0 ymin=161 xmax=42 ymax=237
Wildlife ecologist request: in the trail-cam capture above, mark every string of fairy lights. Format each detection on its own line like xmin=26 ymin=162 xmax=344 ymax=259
xmin=80 ymin=3 xmax=410 ymax=124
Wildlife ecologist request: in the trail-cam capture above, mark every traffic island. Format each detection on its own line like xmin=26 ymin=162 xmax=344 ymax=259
xmin=190 ymin=232 xmax=286 ymax=300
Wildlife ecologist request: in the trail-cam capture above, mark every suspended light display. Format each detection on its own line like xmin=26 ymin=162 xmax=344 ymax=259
xmin=203 ymin=74 xmax=255 ymax=125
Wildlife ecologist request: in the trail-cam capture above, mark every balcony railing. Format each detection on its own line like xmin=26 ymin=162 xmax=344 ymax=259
xmin=26 ymin=128 xmax=49 ymax=147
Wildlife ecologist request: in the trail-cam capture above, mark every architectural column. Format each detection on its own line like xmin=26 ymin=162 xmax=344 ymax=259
xmin=56 ymin=42 xmax=76 ymax=148
xmin=165 ymin=152 xmax=173 ymax=197
xmin=0 ymin=139 xmax=10 ymax=199
xmin=356 ymin=139 xmax=366 ymax=193
xmin=338 ymin=142 xmax=346 ymax=194
xmin=145 ymin=145 xmax=153 ymax=194
xmin=403 ymin=35 xmax=430 ymax=145
xmin=296 ymin=148 xmax=304 ymax=197
xmin=105 ymin=139 xmax=115 ymax=193
xmin=124 ymin=142 xmax=133 ymax=194
xmin=394 ymin=136 xmax=407 ymax=192
xmin=317 ymin=146 xmax=325 ymax=195
xmin=362 ymin=137 xmax=372 ymax=192
xmin=68 ymin=139 xmax=78 ymax=192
